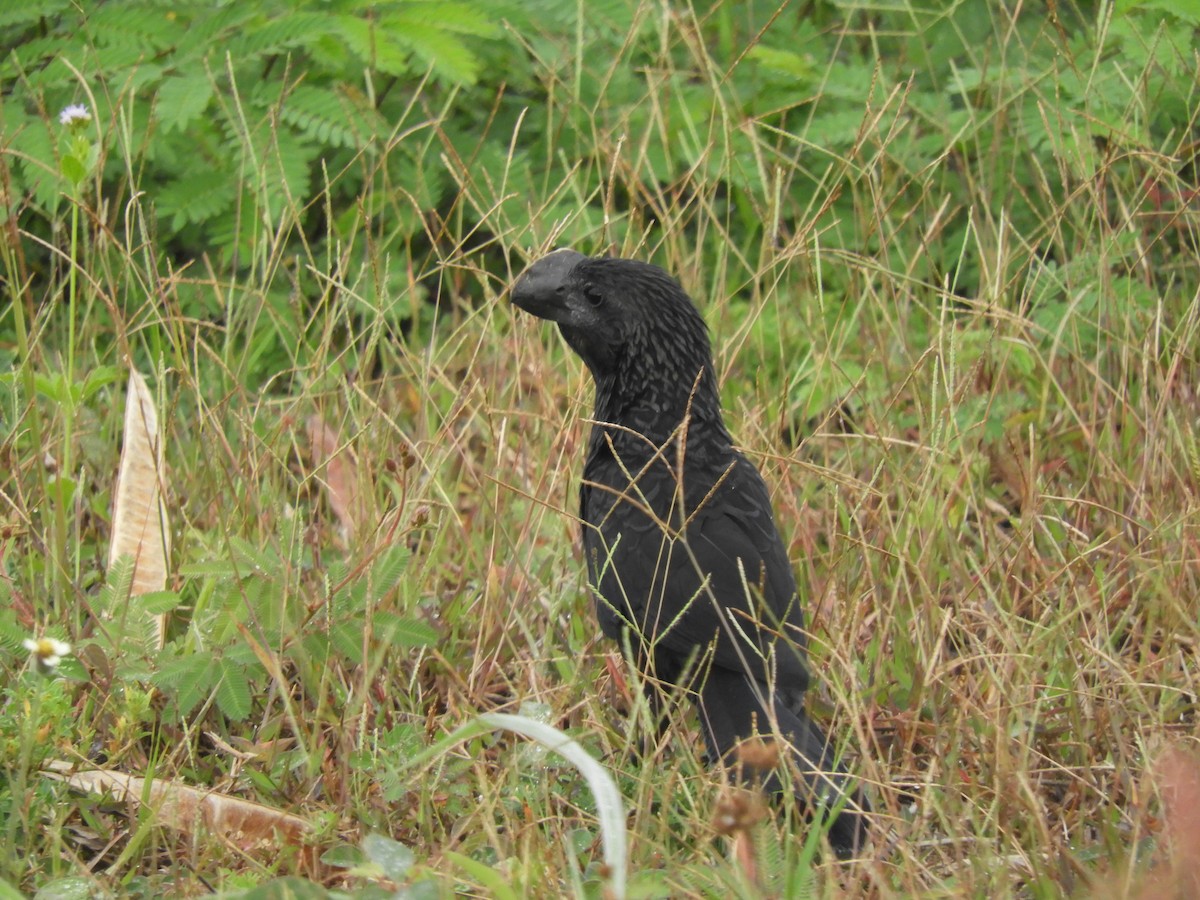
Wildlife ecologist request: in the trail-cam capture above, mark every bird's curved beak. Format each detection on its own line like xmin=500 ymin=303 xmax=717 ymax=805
xmin=511 ymin=248 xmax=588 ymax=320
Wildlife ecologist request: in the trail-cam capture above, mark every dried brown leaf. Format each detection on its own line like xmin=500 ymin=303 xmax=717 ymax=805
xmin=306 ymin=416 xmax=362 ymax=541
xmin=42 ymin=760 xmax=310 ymax=853
xmin=109 ymin=370 xmax=170 ymax=648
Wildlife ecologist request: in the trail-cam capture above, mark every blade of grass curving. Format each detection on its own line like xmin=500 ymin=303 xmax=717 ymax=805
xmin=402 ymin=712 xmax=627 ymax=899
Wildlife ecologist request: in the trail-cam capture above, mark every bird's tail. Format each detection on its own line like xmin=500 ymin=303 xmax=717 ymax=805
xmin=696 ymin=668 xmax=870 ymax=858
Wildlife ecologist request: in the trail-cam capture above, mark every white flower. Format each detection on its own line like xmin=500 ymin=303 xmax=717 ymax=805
xmin=58 ymin=104 xmax=91 ymax=126
xmin=23 ymin=636 xmax=72 ymax=671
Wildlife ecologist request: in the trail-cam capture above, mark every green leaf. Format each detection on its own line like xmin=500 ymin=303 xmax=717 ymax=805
xmin=215 ymin=658 xmax=253 ymax=721
xmin=157 ymin=166 xmax=236 ymax=230
xmin=336 ymin=16 xmax=410 ymax=76
xmin=236 ymin=877 xmax=331 ymax=900
xmin=387 ymin=10 xmax=480 ymax=85
xmin=157 ymin=72 xmax=214 ymax=133
xmin=367 ymin=545 xmax=410 ymax=604
xmin=60 ymin=154 xmax=87 ymax=186
xmin=0 ymin=0 xmax=70 ymax=30
xmin=361 ymin=833 xmax=415 ymax=881
xmin=1116 ymin=0 xmax=1200 ymax=23
xmin=100 ymin=555 xmax=138 ymax=614
xmin=33 ymin=372 xmax=70 ymax=405
xmin=79 ymin=365 xmax=123 ymax=402
xmin=152 ymin=652 xmax=210 ymax=689
xmin=0 ymin=607 xmax=34 ymax=653
xmin=32 ymin=875 xmax=94 ymax=900
xmin=228 ymin=537 xmax=281 ymax=576
xmin=153 ymin=654 xmax=217 ymax=716
xmin=318 ymin=842 xmax=364 ymax=869
xmin=179 ymin=560 xmax=239 ymax=579
xmin=444 ymin=852 xmax=520 ymax=900
xmin=130 ymin=591 xmax=183 ymax=616
xmin=373 ymin=613 xmax=437 ymax=648
xmin=330 ymin=620 xmax=365 ymax=664
xmin=227 ymin=12 xmax=332 ymax=57
xmin=747 ymin=45 xmax=814 ymax=79
xmin=279 ymin=85 xmax=381 ymax=151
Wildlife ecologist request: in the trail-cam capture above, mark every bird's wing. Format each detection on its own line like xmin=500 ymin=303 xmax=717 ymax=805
xmin=681 ymin=456 xmax=811 ymax=689
xmin=584 ymin=452 xmax=810 ymax=692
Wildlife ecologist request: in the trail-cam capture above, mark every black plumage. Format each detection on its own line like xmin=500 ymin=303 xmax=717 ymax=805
xmin=512 ymin=249 xmax=868 ymax=856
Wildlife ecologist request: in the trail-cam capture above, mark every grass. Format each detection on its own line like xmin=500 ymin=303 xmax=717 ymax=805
xmin=2 ymin=2 xmax=1199 ymax=897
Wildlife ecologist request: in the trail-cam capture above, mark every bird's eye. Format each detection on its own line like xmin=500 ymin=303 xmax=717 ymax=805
xmin=583 ymin=285 xmax=604 ymax=307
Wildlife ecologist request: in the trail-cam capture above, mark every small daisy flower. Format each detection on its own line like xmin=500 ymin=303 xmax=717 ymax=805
xmin=23 ymin=636 xmax=72 ymax=673
xmin=58 ymin=104 xmax=91 ymax=127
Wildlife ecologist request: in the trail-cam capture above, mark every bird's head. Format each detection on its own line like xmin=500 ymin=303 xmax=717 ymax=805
xmin=511 ymin=250 xmax=716 ymax=413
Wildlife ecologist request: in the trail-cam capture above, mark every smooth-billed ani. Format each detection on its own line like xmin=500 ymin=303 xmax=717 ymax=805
xmin=512 ymin=249 xmax=869 ymax=856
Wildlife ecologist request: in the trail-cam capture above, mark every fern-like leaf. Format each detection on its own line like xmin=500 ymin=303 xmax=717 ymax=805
xmin=330 ymin=620 xmax=365 ymax=665
xmin=215 ymin=659 xmax=252 ymax=721
xmin=153 ymin=653 xmax=217 ymax=717
xmin=386 ymin=9 xmax=481 ymax=86
xmin=226 ymin=12 xmax=332 ymax=58
xmin=157 ymin=166 xmax=237 ymax=230
xmin=279 ymin=85 xmax=383 ymax=152
xmin=336 ymin=15 xmax=410 ymax=76
xmin=373 ymin=613 xmax=437 ymax=648
xmin=157 ymin=69 xmax=214 ymax=133
xmin=88 ymin=3 xmax=186 ymax=52
xmin=368 ymin=545 xmax=410 ymax=605
xmin=0 ymin=0 xmax=70 ymax=29
xmin=171 ymin=5 xmax=259 ymax=61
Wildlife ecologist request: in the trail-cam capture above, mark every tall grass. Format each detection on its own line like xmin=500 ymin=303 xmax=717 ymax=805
xmin=1 ymin=1 xmax=1198 ymax=897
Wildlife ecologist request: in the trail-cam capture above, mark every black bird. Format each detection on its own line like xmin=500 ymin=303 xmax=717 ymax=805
xmin=512 ymin=249 xmax=869 ymax=857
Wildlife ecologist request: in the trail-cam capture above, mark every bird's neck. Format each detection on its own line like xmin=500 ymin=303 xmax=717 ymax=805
xmin=591 ymin=361 xmax=731 ymax=453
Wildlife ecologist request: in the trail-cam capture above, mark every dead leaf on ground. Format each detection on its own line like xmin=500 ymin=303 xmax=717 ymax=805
xmin=42 ymin=759 xmax=311 ymax=854
xmin=109 ymin=369 xmax=171 ymax=648
xmin=306 ymin=416 xmax=363 ymax=542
